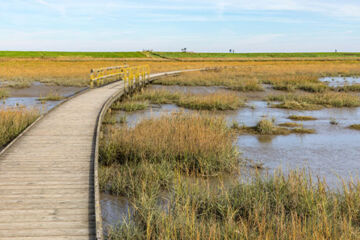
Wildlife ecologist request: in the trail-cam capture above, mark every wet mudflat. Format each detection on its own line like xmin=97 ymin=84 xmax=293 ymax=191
xmin=0 ymin=81 xmax=85 ymax=112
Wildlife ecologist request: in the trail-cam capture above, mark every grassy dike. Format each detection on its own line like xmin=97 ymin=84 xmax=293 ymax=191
xmin=0 ymin=109 xmax=39 ymax=147
xmin=99 ymin=112 xmax=360 ymax=239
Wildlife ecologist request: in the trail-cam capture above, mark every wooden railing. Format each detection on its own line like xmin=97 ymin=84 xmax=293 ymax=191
xmin=90 ymin=65 xmax=151 ymax=88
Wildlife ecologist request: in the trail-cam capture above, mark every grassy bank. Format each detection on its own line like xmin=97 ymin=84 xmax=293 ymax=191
xmin=0 ymin=108 xmax=39 ymax=147
xmin=0 ymin=51 xmax=147 ymax=58
xmin=153 ymin=51 xmax=360 ymax=59
xmin=100 ymin=113 xmax=239 ymax=175
xmin=130 ymin=89 xmax=245 ymax=111
xmin=267 ymin=92 xmax=360 ymax=110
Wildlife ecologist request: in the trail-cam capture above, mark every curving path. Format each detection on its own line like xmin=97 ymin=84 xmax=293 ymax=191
xmin=0 ymin=69 xmax=203 ymax=240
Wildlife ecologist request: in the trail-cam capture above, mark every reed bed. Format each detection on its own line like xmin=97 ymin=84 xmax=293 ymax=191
xmin=267 ymin=92 xmax=360 ymax=110
xmin=131 ymin=89 xmax=245 ymax=111
xmin=100 ymin=113 xmax=239 ymax=175
xmin=0 ymin=108 xmax=39 ymax=147
xmin=107 ymin=170 xmax=360 ymax=240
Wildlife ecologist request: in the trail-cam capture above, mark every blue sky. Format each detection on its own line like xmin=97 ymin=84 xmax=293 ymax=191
xmin=1 ymin=0 xmax=360 ymax=52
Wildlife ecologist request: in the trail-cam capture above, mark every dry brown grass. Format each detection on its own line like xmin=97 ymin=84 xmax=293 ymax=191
xmin=1 ymin=59 xmax=360 ymax=87
xmin=100 ymin=113 xmax=239 ymax=175
xmin=0 ymin=108 xmax=39 ymax=147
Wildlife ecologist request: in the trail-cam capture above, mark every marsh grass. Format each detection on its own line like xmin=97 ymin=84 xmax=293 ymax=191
xmin=4 ymin=81 xmax=32 ymax=89
xmin=111 ymin=101 xmax=149 ymax=112
xmin=268 ymin=92 xmax=360 ymax=110
xmin=0 ymin=88 xmax=8 ymax=99
xmin=278 ymin=122 xmax=303 ymax=127
xmin=38 ymin=91 xmax=65 ymax=101
xmin=263 ymin=75 xmax=330 ymax=93
xmin=100 ymin=113 xmax=239 ymax=175
xmin=335 ymin=84 xmax=360 ymax=92
xmin=0 ymin=108 xmax=39 ymax=147
xmin=131 ymin=89 xmax=245 ymax=111
xmin=2 ymin=59 xmax=360 ymax=87
xmin=154 ymin=69 xmax=264 ymax=92
xmin=107 ymin=170 xmax=360 ymax=240
xmin=231 ymin=118 xmax=315 ymax=135
xmin=288 ymin=115 xmax=317 ymax=121
xmin=132 ymin=89 xmax=181 ymax=104
xmin=349 ymin=124 xmax=360 ymax=130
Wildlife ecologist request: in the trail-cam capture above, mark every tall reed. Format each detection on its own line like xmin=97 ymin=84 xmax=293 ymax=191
xmin=107 ymin=170 xmax=360 ymax=240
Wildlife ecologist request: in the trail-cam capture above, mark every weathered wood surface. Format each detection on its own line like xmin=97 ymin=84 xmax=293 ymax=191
xmin=0 ymin=69 xmax=202 ymax=240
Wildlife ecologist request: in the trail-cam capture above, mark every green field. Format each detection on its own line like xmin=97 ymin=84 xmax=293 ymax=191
xmin=151 ymin=51 xmax=360 ymax=58
xmin=0 ymin=51 xmax=147 ymax=58
xmin=1 ymin=51 xmax=360 ymax=59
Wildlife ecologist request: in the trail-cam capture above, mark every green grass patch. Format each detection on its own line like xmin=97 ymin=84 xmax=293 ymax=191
xmin=0 ymin=51 xmax=147 ymax=58
xmin=152 ymin=52 xmax=360 ymax=59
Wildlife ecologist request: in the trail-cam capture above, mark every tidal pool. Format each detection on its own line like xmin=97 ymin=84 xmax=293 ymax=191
xmin=0 ymin=81 xmax=85 ymax=113
xmin=319 ymin=76 xmax=360 ymax=87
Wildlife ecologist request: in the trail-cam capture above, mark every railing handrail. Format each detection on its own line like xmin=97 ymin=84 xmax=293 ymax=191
xmin=89 ymin=65 xmax=150 ymax=88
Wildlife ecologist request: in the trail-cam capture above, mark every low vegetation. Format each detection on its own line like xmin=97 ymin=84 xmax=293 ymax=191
xmin=100 ymin=113 xmax=239 ymax=175
xmin=152 ymin=51 xmax=360 ymax=58
xmin=1 ymin=58 xmax=360 ymax=87
xmin=154 ymin=69 xmax=264 ymax=91
xmin=231 ymin=118 xmax=315 ymax=135
xmin=349 ymin=124 xmax=360 ymax=130
xmin=0 ymin=88 xmax=8 ymax=99
xmin=335 ymin=84 xmax=360 ymax=92
xmin=0 ymin=108 xmax=39 ymax=147
xmin=131 ymin=89 xmax=245 ymax=111
xmin=106 ymin=169 xmax=360 ymax=240
xmin=288 ymin=115 xmax=317 ymax=121
xmin=267 ymin=92 xmax=360 ymax=110
xmin=38 ymin=91 xmax=65 ymax=101
xmin=111 ymin=101 xmax=149 ymax=112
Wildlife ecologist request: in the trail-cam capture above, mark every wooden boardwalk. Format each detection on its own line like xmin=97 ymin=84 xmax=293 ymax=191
xmin=0 ymin=69 xmax=200 ymax=240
